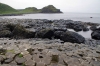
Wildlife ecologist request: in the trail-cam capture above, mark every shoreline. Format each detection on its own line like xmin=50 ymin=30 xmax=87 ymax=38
xmin=0 ymin=14 xmax=23 ymax=16
xmin=0 ymin=12 xmax=63 ymax=16
xmin=0 ymin=19 xmax=100 ymax=65
xmin=0 ymin=18 xmax=99 ymax=46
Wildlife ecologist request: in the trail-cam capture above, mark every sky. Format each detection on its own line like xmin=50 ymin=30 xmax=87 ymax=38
xmin=0 ymin=0 xmax=100 ymax=13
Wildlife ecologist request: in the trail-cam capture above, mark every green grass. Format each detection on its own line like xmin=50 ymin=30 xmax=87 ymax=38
xmin=0 ymin=3 xmax=17 ymax=14
xmin=0 ymin=3 xmax=62 ymax=15
xmin=18 ymin=53 xmax=23 ymax=58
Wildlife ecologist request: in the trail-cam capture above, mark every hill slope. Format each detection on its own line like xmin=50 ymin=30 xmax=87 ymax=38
xmin=20 ymin=5 xmax=62 ymax=13
xmin=0 ymin=3 xmax=62 ymax=15
xmin=40 ymin=5 xmax=62 ymax=13
xmin=19 ymin=7 xmax=39 ymax=13
xmin=0 ymin=3 xmax=17 ymax=14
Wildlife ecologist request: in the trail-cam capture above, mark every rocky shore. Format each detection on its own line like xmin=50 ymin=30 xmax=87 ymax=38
xmin=0 ymin=18 xmax=100 ymax=66
xmin=0 ymin=19 xmax=100 ymax=45
xmin=0 ymin=38 xmax=99 ymax=66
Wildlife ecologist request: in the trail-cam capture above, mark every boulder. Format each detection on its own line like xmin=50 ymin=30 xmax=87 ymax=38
xmin=66 ymin=23 xmax=84 ymax=32
xmin=35 ymin=29 xmax=54 ymax=39
xmin=12 ymin=24 xmax=35 ymax=39
xmin=6 ymin=23 xmax=16 ymax=32
xmin=60 ymin=31 xmax=85 ymax=43
xmin=26 ymin=31 xmax=36 ymax=38
xmin=66 ymin=22 xmax=74 ymax=29
xmin=73 ymin=25 xmax=83 ymax=31
xmin=0 ymin=30 xmax=11 ymax=38
xmin=90 ymin=26 xmax=97 ymax=31
xmin=83 ymin=27 xmax=89 ymax=31
xmin=54 ymin=31 xmax=64 ymax=39
xmin=91 ymin=30 xmax=100 ymax=40
xmin=0 ymin=24 xmax=8 ymax=31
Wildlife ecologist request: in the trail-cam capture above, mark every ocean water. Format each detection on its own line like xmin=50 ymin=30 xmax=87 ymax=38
xmin=0 ymin=12 xmax=100 ymax=23
xmin=0 ymin=12 xmax=100 ymax=38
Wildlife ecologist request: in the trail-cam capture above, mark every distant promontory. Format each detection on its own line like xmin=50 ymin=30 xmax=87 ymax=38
xmin=40 ymin=5 xmax=62 ymax=13
xmin=0 ymin=3 xmax=62 ymax=15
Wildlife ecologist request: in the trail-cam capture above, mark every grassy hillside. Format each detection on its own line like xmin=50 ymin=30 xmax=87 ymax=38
xmin=0 ymin=3 xmax=17 ymax=14
xmin=20 ymin=5 xmax=62 ymax=13
xmin=18 ymin=7 xmax=39 ymax=13
xmin=0 ymin=3 xmax=62 ymax=15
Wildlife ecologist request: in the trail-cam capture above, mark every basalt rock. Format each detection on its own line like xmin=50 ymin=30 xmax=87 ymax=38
xmin=0 ymin=30 xmax=11 ymax=38
xmin=73 ymin=25 xmax=83 ymax=31
xmin=91 ymin=30 xmax=100 ymax=40
xmin=6 ymin=23 xmax=16 ymax=32
xmin=90 ymin=26 xmax=97 ymax=31
xmin=83 ymin=27 xmax=89 ymax=31
xmin=60 ymin=31 xmax=85 ymax=43
xmin=35 ymin=29 xmax=54 ymax=39
xmin=54 ymin=31 xmax=64 ymax=39
xmin=11 ymin=24 xmax=36 ymax=39
xmin=66 ymin=22 xmax=87 ymax=32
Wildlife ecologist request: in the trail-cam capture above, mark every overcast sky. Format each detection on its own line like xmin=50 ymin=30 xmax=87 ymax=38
xmin=0 ymin=0 xmax=100 ymax=13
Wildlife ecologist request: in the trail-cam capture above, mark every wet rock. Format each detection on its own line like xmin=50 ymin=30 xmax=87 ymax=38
xmin=0 ymin=30 xmax=11 ymax=38
xmin=26 ymin=31 xmax=36 ymax=38
xmin=0 ymin=56 xmax=4 ymax=63
xmin=91 ymin=30 xmax=100 ymax=40
xmin=6 ymin=23 xmax=16 ymax=32
xmin=86 ymin=22 xmax=99 ymax=26
xmin=35 ymin=29 xmax=54 ymax=39
xmin=66 ymin=22 xmax=75 ymax=29
xmin=60 ymin=31 xmax=85 ymax=43
xmin=12 ymin=24 xmax=36 ymax=39
xmin=0 ymin=24 xmax=8 ymax=31
xmin=11 ymin=24 xmax=28 ymax=38
xmin=90 ymin=26 xmax=97 ymax=31
xmin=66 ymin=22 xmax=85 ymax=32
xmin=73 ymin=25 xmax=83 ymax=31
xmin=83 ymin=27 xmax=89 ymax=31
xmin=0 ymin=49 xmax=7 ymax=55
xmin=54 ymin=31 xmax=64 ymax=39
xmin=25 ymin=25 xmax=32 ymax=28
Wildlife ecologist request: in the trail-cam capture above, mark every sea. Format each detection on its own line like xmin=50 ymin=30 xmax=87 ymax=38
xmin=0 ymin=12 xmax=100 ymax=38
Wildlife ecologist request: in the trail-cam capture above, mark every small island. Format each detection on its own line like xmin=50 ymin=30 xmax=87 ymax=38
xmin=0 ymin=3 xmax=62 ymax=16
